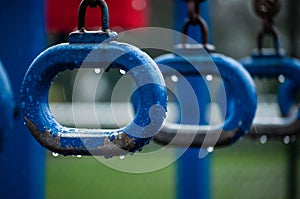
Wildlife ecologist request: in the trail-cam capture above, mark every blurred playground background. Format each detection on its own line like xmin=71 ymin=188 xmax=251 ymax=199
xmin=45 ymin=0 xmax=300 ymax=199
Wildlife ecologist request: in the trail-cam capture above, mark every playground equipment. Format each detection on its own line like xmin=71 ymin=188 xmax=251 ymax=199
xmin=0 ymin=0 xmax=299 ymax=198
xmin=0 ymin=61 xmax=14 ymax=151
xmin=21 ymin=0 xmax=167 ymax=156
xmin=240 ymin=0 xmax=300 ymax=138
xmin=240 ymin=1 xmax=299 ymax=198
xmin=153 ymin=0 xmax=257 ymax=148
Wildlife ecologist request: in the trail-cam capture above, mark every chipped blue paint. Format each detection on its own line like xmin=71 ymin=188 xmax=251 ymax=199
xmin=155 ymin=46 xmax=257 ymax=145
xmin=0 ymin=61 xmax=14 ymax=150
xmin=21 ymin=31 xmax=167 ymax=156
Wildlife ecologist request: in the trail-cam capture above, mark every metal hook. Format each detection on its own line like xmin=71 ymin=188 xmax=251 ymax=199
xmin=181 ymin=17 xmax=209 ymax=46
xmin=181 ymin=0 xmax=215 ymax=52
xmin=78 ymin=0 xmax=109 ymax=32
xmin=254 ymin=0 xmax=281 ymax=53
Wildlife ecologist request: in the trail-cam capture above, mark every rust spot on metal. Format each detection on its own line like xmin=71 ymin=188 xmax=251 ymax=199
xmin=111 ymin=132 xmax=136 ymax=151
xmin=24 ymin=117 xmax=138 ymax=156
xmin=24 ymin=117 xmax=63 ymax=151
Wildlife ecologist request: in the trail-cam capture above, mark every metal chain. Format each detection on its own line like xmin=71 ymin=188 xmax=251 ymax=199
xmin=184 ymin=0 xmax=206 ymax=24
xmin=255 ymin=0 xmax=281 ymax=34
xmin=254 ymin=0 xmax=281 ymax=52
xmin=181 ymin=0 xmax=214 ymax=51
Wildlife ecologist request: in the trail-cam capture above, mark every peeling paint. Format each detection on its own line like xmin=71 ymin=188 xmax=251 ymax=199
xmin=111 ymin=132 xmax=136 ymax=151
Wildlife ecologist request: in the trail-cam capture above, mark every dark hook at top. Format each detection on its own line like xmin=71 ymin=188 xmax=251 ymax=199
xmin=254 ymin=0 xmax=281 ymax=53
xmin=78 ymin=0 xmax=110 ymax=32
xmin=184 ymin=0 xmax=206 ymax=23
xmin=255 ymin=0 xmax=281 ymax=18
xmin=181 ymin=0 xmax=214 ymax=51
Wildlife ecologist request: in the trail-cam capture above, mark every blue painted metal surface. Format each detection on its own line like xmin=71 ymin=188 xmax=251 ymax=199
xmin=0 ymin=61 xmax=14 ymax=151
xmin=278 ymin=80 xmax=297 ymax=117
xmin=154 ymin=47 xmax=257 ymax=147
xmin=240 ymin=50 xmax=300 ymax=137
xmin=171 ymin=1 xmax=257 ymax=198
xmin=174 ymin=1 xmax=211 ymax=198
xmin=0 ymin=0 xmax=46 ymax=198
xmin=21 ymin=2 xmax=167 ymax=156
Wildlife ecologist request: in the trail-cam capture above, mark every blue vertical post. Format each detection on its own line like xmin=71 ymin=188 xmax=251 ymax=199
xmin=175 ymin=1 xmax=211 ymax=199
xmin=0 ymin=1 xmax=46 ymax=199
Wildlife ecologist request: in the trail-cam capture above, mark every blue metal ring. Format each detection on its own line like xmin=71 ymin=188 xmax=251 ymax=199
xmin=151 ymin=46 xmax=257 ymax=147
xmin=21 ymin=42 xmax=167 ymax=156
xmin=240 ymin=50 xmax=300 ymax=137
xmin=0 ymin=61 xmax=14 ymax=151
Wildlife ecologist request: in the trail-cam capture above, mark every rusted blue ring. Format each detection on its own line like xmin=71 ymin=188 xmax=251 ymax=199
xmin=20 ymin=42 xmax=167 ymax=156
xmin=151 ymin=47 xmax=257 ymax=147
xmin=0 ymin=61 xmax=14 ymax=151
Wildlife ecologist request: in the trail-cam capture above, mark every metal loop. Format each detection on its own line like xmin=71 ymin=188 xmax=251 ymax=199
xmin=181 ymin=17 xmax=209 ymax=47
xmin=254 ymin=0 xmax=281 ymax=53
xmin=21 ymin=43 xmax=167 ymax=156
xmin=257 ymin=26 xmax=280 ymax=53
xmin=151 ymin=52 xmax=257 ymax=148
xmin=186 ymin=0 xmax=200 ymax=23
xmin=240 ymin=52 xmax=300 ymax=138
xmin=78 ymin=0 xmax=109 ymax=32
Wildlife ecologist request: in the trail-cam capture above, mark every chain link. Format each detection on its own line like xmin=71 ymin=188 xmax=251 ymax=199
xmin=254 ymin=0 xmax=281 ymax=52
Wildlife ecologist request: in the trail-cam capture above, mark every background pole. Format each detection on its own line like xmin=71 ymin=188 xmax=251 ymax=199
xmin=0 ymin=1 xmax=46 ymax=199
xmin=174 ymin=1 xmax=212 ymax=199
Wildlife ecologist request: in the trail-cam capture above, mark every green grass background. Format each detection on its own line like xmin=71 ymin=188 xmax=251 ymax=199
xmin=46 ymin=139 xmax=300 ymax=199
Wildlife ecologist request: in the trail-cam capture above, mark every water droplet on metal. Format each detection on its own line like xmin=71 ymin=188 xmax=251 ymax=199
xmin=283 ymin=136 xmax=290 ymax=144
xmin=207 ymin=146 xmax=214 ymax=153
xmin=238 ymin=120 xmax=243 ymax=127
xmin=259 ymin=135 xmax=267 ymax=144
xmin=171 ymin=75 xmax=179 ymax=83
xmin=119 ymin=69 xmax=126 ymax=75
xmin=52 ymin=152 xmax=59 ymax=158
xmin=206 ymin=75 xmax=213 ymax=81
xmin=94 ymin=68 xmax=101 ymax=74
xmin=278 ymin=74 xmax=285 ymax=83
